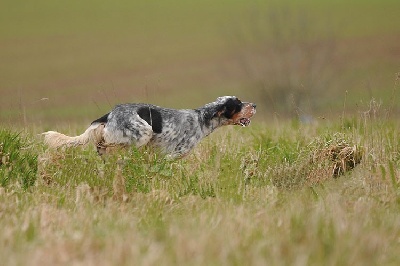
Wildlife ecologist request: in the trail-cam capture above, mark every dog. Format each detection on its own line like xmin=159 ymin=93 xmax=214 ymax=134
xmin=43 ymin=96 xmax=256 ymax=159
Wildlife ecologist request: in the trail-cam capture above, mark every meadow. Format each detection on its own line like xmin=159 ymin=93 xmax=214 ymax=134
xmin=1 ymin=0 xmax=400 ymax=265
xmin=1 ymin=109 xmax=399 ymax=265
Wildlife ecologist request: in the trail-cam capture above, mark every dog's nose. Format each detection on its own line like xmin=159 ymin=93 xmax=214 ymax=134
xmin=252 ymin=103 xmax=257 ymax=108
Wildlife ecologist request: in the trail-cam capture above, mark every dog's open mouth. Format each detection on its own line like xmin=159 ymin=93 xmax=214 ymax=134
xmin=236 ymin=117 xmax=252 ymax=127
xmin=232 ymin=103 xmax=256 ymax=127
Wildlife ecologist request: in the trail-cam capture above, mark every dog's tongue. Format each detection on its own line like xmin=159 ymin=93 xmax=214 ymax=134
xmin=239 ymin=118 xmax=251 ymax=127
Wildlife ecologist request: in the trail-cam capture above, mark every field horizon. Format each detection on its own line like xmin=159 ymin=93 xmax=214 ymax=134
xmin=1 ymin=0 xmax=400 ymax=125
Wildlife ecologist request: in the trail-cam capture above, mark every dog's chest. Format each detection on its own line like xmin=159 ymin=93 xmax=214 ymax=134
xmin=149 ymin=114 xmax=203 ymax=153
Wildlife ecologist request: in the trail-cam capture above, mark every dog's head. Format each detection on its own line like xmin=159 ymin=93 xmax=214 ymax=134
xmin=207 ymin=96 xmax=256 ymax=127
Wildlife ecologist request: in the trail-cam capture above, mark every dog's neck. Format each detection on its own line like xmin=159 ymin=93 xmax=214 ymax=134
xmin=195 ymin=108 xmax=225 ymax=137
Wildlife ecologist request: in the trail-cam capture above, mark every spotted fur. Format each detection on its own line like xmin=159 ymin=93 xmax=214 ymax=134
xmin=43 ymin=96 xmax=256 ymax=159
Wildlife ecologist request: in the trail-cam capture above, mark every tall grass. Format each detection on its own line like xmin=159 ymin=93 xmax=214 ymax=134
xmin=1 ymin=107 xmax=399 ymax=265
xmin=0 ymin=129 xmax=38 ymax=189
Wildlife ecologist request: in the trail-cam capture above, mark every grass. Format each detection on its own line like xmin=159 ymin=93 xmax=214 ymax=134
xmin=1 ymin=107 xmax=399 ymax=265
xmin=0 ymin=130 xmax=38 ymax=188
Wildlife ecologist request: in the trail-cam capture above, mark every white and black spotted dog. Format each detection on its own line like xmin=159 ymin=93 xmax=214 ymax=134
xmin=43 ymin=96 xmax=256 ymax=159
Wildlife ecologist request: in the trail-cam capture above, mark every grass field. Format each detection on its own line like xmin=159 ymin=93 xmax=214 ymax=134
xmin=1 ymin=0 xmax=400 ymax=265
xmin=1 ymin=108 xmax=399 ymax=265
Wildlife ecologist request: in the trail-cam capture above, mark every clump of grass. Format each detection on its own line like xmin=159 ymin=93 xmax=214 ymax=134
xmin=306 ymin=133 xmax=362 ymax=183
xmin=264 ymin=132 xmax=362 ymax=189
xmin=0 ymin=129 xmax=38 ymax=189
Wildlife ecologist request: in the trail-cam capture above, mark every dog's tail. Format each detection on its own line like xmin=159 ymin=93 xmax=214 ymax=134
xmin=42 ymin=123 xmax=105 ymax=149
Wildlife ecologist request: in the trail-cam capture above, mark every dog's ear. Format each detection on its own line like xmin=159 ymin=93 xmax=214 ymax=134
xmin=213 ymin=105 xmax=226 ymax=118
xmin=219 ymin=98 xmax=242 ymax=119
xmin=204 ymin=97 xmax=242 ymax=122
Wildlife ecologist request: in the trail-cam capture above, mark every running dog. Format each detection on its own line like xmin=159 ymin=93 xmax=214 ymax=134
xmin=43 ymin=96 xmax=256 ymax=159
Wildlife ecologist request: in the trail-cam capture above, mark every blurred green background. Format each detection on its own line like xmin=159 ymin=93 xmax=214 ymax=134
xmin=1 ymin=0 xmax=399 ymax=126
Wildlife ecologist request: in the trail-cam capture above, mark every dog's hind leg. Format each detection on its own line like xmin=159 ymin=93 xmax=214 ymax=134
xmin=102 ymin=114 xmax=154 ymax=149
xmin=94 ymin=114 xmax=155 ymax=162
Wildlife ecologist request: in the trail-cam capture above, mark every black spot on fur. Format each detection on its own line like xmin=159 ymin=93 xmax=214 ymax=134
xmin=220 ymin=98 xmax=243 ymax=119
xmin=137 ymin=107 xmax=163 ymax=133
xmin=91 ymin=112 xmax=110 ymax=125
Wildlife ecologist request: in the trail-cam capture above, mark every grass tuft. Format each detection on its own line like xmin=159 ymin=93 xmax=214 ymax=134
xmin=0 ymin=129 xmax=38 ymax=189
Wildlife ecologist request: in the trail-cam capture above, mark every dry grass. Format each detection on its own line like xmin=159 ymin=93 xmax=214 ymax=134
xmin=306 ymin=133 xmax=363 ymax=183
xmin=1 ymin=113 xmax=399 ymax=265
